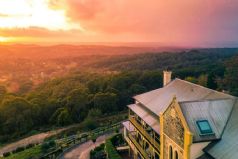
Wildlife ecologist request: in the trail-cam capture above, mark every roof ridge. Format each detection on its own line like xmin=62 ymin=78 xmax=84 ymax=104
xmin=219 ymin=98 xmax=238 ymax=137
xmin=175 ymin=78 xmax=236 ymax=98
xmin=134 ymin=78 xmax=178 ymax=99
xmin=179 ymin=98 xmax=234 ymax=104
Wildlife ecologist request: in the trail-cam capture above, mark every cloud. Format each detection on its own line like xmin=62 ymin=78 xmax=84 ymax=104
xmin=0 ymin=0 xmax=237 ymax=46
xmin=45 ymin=0 xmax=238 ymax=46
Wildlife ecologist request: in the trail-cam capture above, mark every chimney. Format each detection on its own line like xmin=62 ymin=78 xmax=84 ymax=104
xmin=163 ymin=71 xmax=172 ymax=86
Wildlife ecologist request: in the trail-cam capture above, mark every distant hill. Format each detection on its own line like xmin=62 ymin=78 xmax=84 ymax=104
xmin=0 ymin=44 xmax=237 ymax=93
xmin=0 ymin=44 xmax=187 ymax=59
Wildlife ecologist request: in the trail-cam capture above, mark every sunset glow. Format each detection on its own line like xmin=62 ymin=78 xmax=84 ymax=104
xmin=0 ymin=0 xmax=78 ymax=30
xmin=0 ymin=0 xmax=238 ymax=46
xmin=0 ymin=36 xmax=10 ymax=42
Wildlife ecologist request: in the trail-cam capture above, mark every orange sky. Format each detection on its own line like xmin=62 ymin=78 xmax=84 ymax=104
xmin=0 ymin=0 xmax=238 ymax=47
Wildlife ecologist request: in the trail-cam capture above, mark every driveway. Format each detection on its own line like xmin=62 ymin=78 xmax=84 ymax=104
xmin=63 ymin=133 xmax=113 ymax=159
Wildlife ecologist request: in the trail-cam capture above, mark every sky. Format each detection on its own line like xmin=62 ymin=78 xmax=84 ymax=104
xmin=0 ymin=0 xmax=238 ymax=47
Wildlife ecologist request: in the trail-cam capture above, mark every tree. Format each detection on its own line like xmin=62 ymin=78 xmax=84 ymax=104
xmin=207 ymin=73 xmax=218 ymax=89
xmin=50 ymin=107 xmax=72 ymax=126
xmin=197 ymin=74 xmax=208 ymax=87
xmin=88 ymin=108 xmax=102 ymax=118
xmin=57 ymin=108 xmax=72 ymax=126
xmin=18 ymin=81 xmax=33 ymax=95
xmin=83 ymin=116 xmax=98 ymax=130
xmin=87 ymin=78 xmax=106 ymax=94
xmin=93 ymin=92 xmax=118 ymax=114
xmin=0 ymin=96 xmax=33 ymax=135
xmin=0 ymin=85 xmax=6 ymax=102
xmin=28 ymin=94 xmax=60 ymax=126
xmin=139 ymin=71 xmax=162 ymax=90
xmin=129 ymin=84 xmax=146 ymax=95
xmin=223 ymin=56 xmax=238 ymax=95
xmin=185 ymin=76 xmax=197 ymax=84
xmin=66 ymin=87 xmax=89 ymax=122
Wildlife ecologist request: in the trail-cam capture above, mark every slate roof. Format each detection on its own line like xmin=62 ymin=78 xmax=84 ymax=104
xmin=129 ymin=78 xmax=238 ymax=158
xmin=133 ymin=79 xmax=236 ymax=140
xmin=180 ymin=99 xmax=235 ymax=142
xmin=204 ymin=100 xmax=238 ymax=159
xmin=134 ymin=78 xmax=235 ymax=115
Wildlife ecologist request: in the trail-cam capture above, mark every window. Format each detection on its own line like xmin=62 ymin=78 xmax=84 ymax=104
xmin=155 ymin=152 xmax=160 ymax=159
xmin=169 ymin=146 xmax=173 ymax=159
xmin=196 ymin=120 xmax=214 ymax=135
xmin=137 ymin=153 xmax=142 ymax=159
xmin=145 ymin=142 xmax=149 ymax=150
xmin=175 ymin=150 xmax=178 ymax=159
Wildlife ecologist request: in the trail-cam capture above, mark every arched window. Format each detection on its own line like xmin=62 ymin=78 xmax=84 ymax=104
xmin=175 ymin=150 xmax=178 ymax=159
xmin=169 ymin=146 xmax=173 ymax=159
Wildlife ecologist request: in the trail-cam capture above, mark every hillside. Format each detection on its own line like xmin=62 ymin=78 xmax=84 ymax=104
xmin=0 ymin=45 xmax=237 ymax=94
xmin=0 ymin=45 xmax=237 ymax=145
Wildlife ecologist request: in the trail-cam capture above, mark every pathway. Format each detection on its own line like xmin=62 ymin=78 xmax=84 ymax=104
xmin=62 ymin=133 xmax=113 ymax=159
xmin=0 ymin=127 xmax=68 ymax=156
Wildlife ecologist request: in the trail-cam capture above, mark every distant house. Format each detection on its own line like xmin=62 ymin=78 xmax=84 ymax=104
xmin=123 ymin=71 xmax=238 ymax=159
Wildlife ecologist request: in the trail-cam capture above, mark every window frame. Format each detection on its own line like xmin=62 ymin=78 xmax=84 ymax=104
xmin=174 ymin=150 xmax=178 ymax=159
xmin=169 ymin=145 xmax=173 ymax=159
xmin=196 ymin=120 xmax=214 ymax=136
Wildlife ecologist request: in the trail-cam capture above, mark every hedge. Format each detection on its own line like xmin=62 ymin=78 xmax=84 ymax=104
xmin=3 ymin=152 xmax=11 ymax=157
xmin=15 ymin=147 xmax=25 ymax=153
xmin=105 ymin=138 xmax=122 ymax=159
xmin=90 ymin=143 xmax=105 ymax=159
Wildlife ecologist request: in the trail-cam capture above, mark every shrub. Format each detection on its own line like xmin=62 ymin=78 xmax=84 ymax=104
xmin=114 ymin=128 xmax=119 ymax=133
xmin=41 ymin=140 xmax=56 ymax=153
xmin=90 ymin=143 xmax=105 ymax=159
xmin=28 ymin=130 xmax=39 ymax=136
xmin=12 ymin=149 xmax=17 ymax=154
xmin=91 ymin=134 xmax=97 ymax=143
xmin=48 ymin=140 xmax=56 ymax=147
xmin=94 ymin=143 xmax=105 ymax=152
xmin=83 ymin=117 xmax=98 ymax=130
xmin=105 ymin=139 xmax=122 ymax=159
xmin=25 ymin=143 xmax=34 ymax=149
xmin=15 ymin=146 xmax=25 ymax=153
xmin=110 ymin=134 xmax=124 ymax=146
xmin=41 ymin=142 xmax=50 ymax=153
xmin=3 ymin=152 xmax=11 ymax=157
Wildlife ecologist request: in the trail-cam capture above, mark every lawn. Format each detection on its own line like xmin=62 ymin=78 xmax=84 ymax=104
xmin=0 ymin=145 xmax=41 ymax=159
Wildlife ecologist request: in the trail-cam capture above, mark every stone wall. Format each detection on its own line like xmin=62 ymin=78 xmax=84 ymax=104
xmin=163 ymin=102 xmax=185 ymax=159
xmin=163 ymin=135 xmax=184 ymax=159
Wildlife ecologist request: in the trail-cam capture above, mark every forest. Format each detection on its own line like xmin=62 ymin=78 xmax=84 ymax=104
xmin=0 ymin=47 xmax=237 ymax=144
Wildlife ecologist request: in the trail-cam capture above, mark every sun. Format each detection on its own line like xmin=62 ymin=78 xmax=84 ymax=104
xmin=0 ymin=36 xmax=8 ymax=42
xmin=0 ymin=0 xmax=77 ymax=31
xmin=0 ymin=36 xmax=15 ymax=43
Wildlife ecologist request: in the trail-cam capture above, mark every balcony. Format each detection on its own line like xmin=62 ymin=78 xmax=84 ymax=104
xmin=128 ymin=133 xmax=149 ymax=159
xmin=129 ymin=116 xmax=160 ymax=152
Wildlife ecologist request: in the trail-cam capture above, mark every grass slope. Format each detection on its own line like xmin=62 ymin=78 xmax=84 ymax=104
xmin=0 ymin=145 xmax=41 ymax=159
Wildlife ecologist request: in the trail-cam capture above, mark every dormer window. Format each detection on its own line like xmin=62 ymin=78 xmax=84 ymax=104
xmin=196 ymin=120 xmax=214 ymax=135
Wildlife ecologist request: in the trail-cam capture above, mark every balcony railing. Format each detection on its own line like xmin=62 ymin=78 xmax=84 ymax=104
xmin=128 ymin=133 xmax=149 ymax=159
xmin=129 ymin=116 xmax=160 ymax=152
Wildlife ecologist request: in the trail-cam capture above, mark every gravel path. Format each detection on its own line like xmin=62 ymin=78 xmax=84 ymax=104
xmin=63 ymin=133 xmax=113 ymax=159
xmin=0 ymin=128 xmax=66 ymax=156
